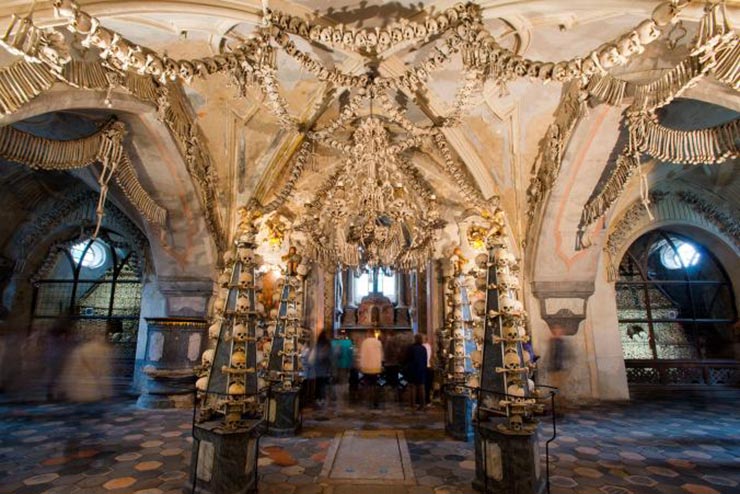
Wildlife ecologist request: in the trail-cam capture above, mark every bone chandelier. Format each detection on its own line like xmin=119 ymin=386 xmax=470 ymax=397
xmin=0 ymin=0 xmax=715 ymax=268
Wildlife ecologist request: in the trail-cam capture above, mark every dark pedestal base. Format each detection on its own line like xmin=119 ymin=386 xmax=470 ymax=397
xmin=136 ymin=369 xmax=196 ymax=409
xmin=445 ymin=391 xmax=475 ymax=441
xmin=188 ymin=419 xmax=262 ymax=494
xmin=265 ymin=388 xmax=301 ymax=437
xmin=473 ymin=419 xmax=545 ymax=494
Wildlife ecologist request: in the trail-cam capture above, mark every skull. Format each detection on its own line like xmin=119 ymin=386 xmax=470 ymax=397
xmin=497 ymin=272 xmax=520 ymax=291
xmin=468 ymin=374 xmax=480 ymax=388
xmin=499 ymin=294 xmax=521 ymax=315
xmin=494 ymin=249 xmax=516 ymax=267
xmin=453 ymin=307 xmax=463 ymax=320
xmin=473 ymin=299 xmax=486 ymax=317
xmin=196 ymin=376 xmax=209 ymax=391
xmin=228 ymin=381 xmax=245 ymax=396
xmin=232 ymin=323 xmax=247 ymax=342
xmin=475 ymin=277 xmax=488 ymax=291
xmin=426 ymin=18 xmax=439 ymax=35
xmin=475 ymin=253 xmax=489 ymax=269
xmin=218 ymin=271 xmax=231 ymax=288
xmin=238 ymin=247 xmax=255 ymax=264
xmin=213 ymin=296 xmax=226 ymax=312
xmin=552 ymin=62 xmax=568 ymax=82
xmin=502 ymin=321 xmax=519 ymax=340
xmin=296 ymin=264 xmax=309 ymax=276
xmin=208 ymin=321 xmax=221 ymax=340
xmin=507 ymin=382 xmax=525 ymax=399
xmin=471 ymin=350 xmax=482 ymax=366
xmin=503 ymin=349 xmax=520 ymax=370
xmin=178 ymin=60 xmax=194 ymax=82
xmin=239 ymin=271 xmax=253 ymax=288
xmin=236 ymin=295 xmax=251 ymax=313
xmin=231 ymin=350 xmax=246 ymax=369
xmin=635 ymin=21 xmax=660 ymax=45
xmin=286 ymin=307 xmax=298 ymax=320
xmin=201 ymin=348 xmax=215 ymax=368
xmin=223 ymin=250 xmax=235 ymax=265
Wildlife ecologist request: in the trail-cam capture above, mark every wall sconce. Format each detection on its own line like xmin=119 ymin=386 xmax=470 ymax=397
xmin=531 ymin=281 xmax=594 ymax=336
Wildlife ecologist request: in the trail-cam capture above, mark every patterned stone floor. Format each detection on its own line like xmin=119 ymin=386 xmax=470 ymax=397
xmin=0 ymin=391 xmax=738 ymax=494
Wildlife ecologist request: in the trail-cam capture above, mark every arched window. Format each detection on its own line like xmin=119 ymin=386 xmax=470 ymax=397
xmin=31 ymin=229 xmax=144 ymax=382
xmin=616 ymin=230 xmax=737 ymax=385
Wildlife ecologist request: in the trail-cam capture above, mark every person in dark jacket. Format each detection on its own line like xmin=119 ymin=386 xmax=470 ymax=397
xmin=405 ymin=333 xmax=428 ymax=411
xmin=313 ymin=331 xmax=333 ymax=407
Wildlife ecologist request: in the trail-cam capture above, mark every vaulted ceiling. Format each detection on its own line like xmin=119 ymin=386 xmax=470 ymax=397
xmin=0 ymin=0 xmax=737 ymax=254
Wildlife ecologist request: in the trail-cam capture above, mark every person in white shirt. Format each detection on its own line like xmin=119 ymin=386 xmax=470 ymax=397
xmin=359 ymin=330 xmax=383 ymax=408
xmin=422 ymin=334 xmax=433 ymax=406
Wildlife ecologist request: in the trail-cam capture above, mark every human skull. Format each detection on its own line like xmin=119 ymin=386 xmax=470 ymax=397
xmin=196 ymin=376 xmax=209 ymax=391
xmin=228 ymin=381 xmax=245 ymax=396
xmin=286 ymin=307 xmax=298 ymax=320
xmin=475 ymin=253 xmax=489 ymax=269
xmin=468 ymin=375 xmax=480 ymax=388
xmin=507 ymin=382 xmax=525 ymax=399
xmin=208 ymin=321 xmax=221 ymax=340
xmin=502 ymin=321 xmax=519 ymax=340
xmin=231 ymin=350 xmax=246 ymax=369
xmin=218 ymin=270 xmax=232 ymax=288
xmin=201 ymin=348 xmax=215 ymax=368
xmin=494 ymin=249 xmax=516 ymax=267
xmin=239 ymin=271 xmax=253 ymax=288
xmin=473 ymin=299 xmax=487 ymax=317
xmin=213 ymin=296 xmax=226 ymax=312
xmin=551 ymin=62 xmax=568 ymax=82
xmin=475 ymin=277 xmax=488 ymax=291
xmin=635 ymin=21 xmax=660 ymax=45
xmin=238 ymin=247 xmax=255 ymax=264
xmin=471 ymin=350 xmax=482 ymax=366
xmin=236 ymin=295 xmax=251 ymax=313
xmin=232 ymin=323 xmax=247 ymax=342
xmin=497 ymin=272 xmax=520 ymax=291
xmin=503 ymin=349 xmax=521 ymax=370
xmin=499 ymin=295 xmax=523 ymax=315
xmin=223 ymin=250 xmax=235 ymax=265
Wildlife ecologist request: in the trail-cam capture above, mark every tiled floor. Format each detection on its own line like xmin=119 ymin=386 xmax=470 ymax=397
xmin=0 ymin=391 xmax=738 ymax=494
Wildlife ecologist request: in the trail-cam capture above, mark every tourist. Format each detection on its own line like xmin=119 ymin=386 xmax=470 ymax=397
xmin=59 ymin=331 xmax=114 ymax=402
xmin=359 ymin=330 xmax=383 ymax=408
xmin=331 ymin=330 xmax=353 ymax=404
xmin=312 ymin=330 xmax=333 ymax=408
xmin=405 ymin=334 xmax=427 ymax=411
xmin=422 ymin=334 xmax=434 ymax=406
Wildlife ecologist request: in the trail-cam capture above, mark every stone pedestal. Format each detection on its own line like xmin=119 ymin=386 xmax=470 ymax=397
xmin=444 ymin=390 xmax=475 ymax=441
xmin=137 ymin=317 xmax=207 ymax=409
xmin=473 ymin=419 xmax=545 ymax=494
xmin=189 ymin=419 xmax=262 ymax=494
xmin=264 ymin=387 xmax=301 ymax=437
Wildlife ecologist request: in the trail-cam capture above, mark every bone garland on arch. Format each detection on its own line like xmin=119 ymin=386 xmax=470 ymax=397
xmin=576 ymin=112 xmax=739 ymax=242
xmin=265 ymin=3 xmax=479 ymax=56
xmin=52 ymin=0 xmax=683 ymax=125
xmin=0 ymin=119 xmax=167 ymax=228
xmin=0 ymin=19 xmax=226 ymax=252
xmin=525 ymin=80 xmax=588 ymax=222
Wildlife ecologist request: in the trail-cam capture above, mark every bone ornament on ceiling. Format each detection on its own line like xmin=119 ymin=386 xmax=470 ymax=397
xmin=523 ymin=1 xmax=739 ymax=249
xmin=0 ymin=118 xmax=167 ymax=234
xmin=0 ymin=0 xmax=730 ymax=264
